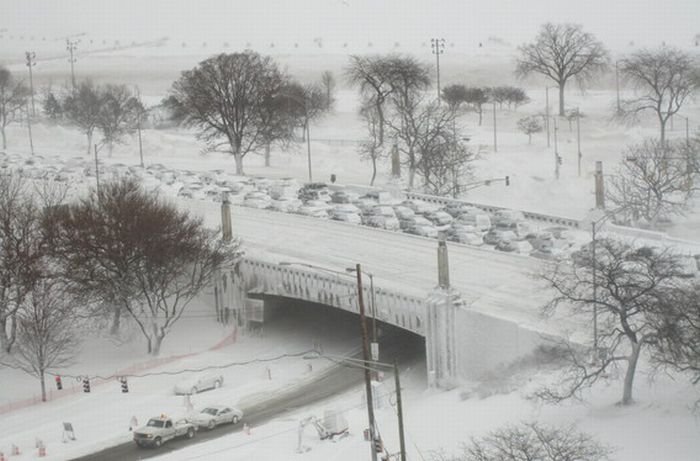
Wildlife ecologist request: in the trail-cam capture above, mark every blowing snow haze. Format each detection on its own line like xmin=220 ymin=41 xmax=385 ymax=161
xmin=2 ymin=0 xmax=700 ymax=58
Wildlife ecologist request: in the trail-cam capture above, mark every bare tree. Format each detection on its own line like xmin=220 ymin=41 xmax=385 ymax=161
xmin=607 ymin=139 xmax=699 ymax=227
xmin=516 ymin=23 xmax=609 ymax=116
xmin=441 ymin=84 xmax=469 ymax=111
xmin=63 ymin=80 xmax=103 ymax=156
xmin=540 ymin=238 xmax=687 ymax=405
xmin=462 ymin=422 xmax=612 ymax=461
xmin=517 ymin=116 xmax=544 ymax=144
xmin=0 ymin=66 xmax=29 ymax=150
xmin=463 ymin=87 xmax=490 ymax=126
xmin=618 ymin=47 xmax=700 ymax=144
xmin=97 ymin=84 xmax=143 ymax=155
xmin=357 ymin=100 xmax=385 ymax=186
xmin=0 ymin=175 xmax=45 ymax=352
xmin=170 ymin=51 xmax=288 ymax=175
xmin=651 ymin=283 xmax=700 ymax=386
xmin=345 ymin=55 xmax=396 ymax=151
xmin=54 ymin=178 xmax=241 ymax=354
xmin=7 ymin=279 xmax=79 ymax=402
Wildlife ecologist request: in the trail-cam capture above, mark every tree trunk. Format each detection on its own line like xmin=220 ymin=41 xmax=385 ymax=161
xmin=370 ymin=154 xmax=377 ymax=186
xmin=408 ymin=165 xmax=416 ymax=189
xmin=264 ymin=143 xmax=271 ymax=167
xmin=659 ymin=118 xmax=667 ymax=146
xmin=86 ymin=130 xmax=93 ymax=156
xmin=109 ymin=306 xmax=122 ymax=336
xmin=622 ymin=342 xmax=642 ymax=405
xmin=0 ymin=315 xmax=16 ymax=353
xmin=40 ymin=370 xmax=47 ymax=402
xmin=528 ymin=134 xmax=532 ymax=144
xmin=1 ymin=125 xmax=6 ymax=149
xmin=234 ymin=152 xmax=244 ymax=175
xmin=152 ymin=334 xmax=164 ymax=356
xmin=478 ymin=108 xmax=483 ymax=126
xmin=559 ymin=84 xmax=565 ymax=117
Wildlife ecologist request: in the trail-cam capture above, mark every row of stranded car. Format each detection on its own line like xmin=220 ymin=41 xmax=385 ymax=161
xmin=134 ymin=372 xmax=243 ymax=448
xmin=230 ymin=181 xmax=579 ymax=259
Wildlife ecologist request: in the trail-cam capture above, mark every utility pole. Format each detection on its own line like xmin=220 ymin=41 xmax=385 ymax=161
xmin=545 ymin=87 xmax=551 ymax=147
xmin=615 ymin=60 xmax=621 ymax=114
xmin=94 ymin=143 xmax=101 ymax=195
xmin=553 ymin=117 xmax=560 ymax=180
xmin=306 ymin=123 xmax=313 ymax=182
xmin=135 ymin=87 xmax=144 ymax=167
xmin=591 ymin=221 xmax=598 ymax=358
xmin=25 ymin=51 xmax=36 ymax=117
xmin=394 ymin=360 xmax=407 ymax=461
xmin=25 ymin=99 xmax=34 ymax=155
xmin=492 ymin=101 xmax=497 ymax=153
xmin=355 ymin=264 xmax=377 ymax=461
xmin=66 ymin=39 xmax=79 ymax=90
xmin=430 ymin=38 xmax=445 ymax=104
xmin=576 ymin=107 xmax=582 ymax=177
xmin=594 ymin=161 xmax=605 ymax=209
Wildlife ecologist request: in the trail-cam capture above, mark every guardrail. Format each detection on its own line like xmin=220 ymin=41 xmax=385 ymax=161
xmin=403 ymin=191 xmax=581 ymax=229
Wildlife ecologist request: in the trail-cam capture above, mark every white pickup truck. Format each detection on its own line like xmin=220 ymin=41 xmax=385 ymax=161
xmin=133 ymin=415 xmax=197 ymax=448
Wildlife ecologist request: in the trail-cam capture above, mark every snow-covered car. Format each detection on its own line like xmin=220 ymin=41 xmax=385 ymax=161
xmin=424 ymin=210 xmax=454 ymax=227
xmin=133 ymin=416 xmax=196 ymax=448
xmin=400 ymin=199 xmax=434 ymax=215
xmin=448 ymin=226 xmax=484 ymax=246
xmin=173 ymin=373 xmax=224 ymax=395
xmin=492 ymin=209 xmax=527 ymax=228
xmin=243 ymin=191 xmax=272 ymax=209
xmin=484 ymin=229 xmax=517 ymax=246
xmin=269 ymin=197 xmax=302 ymax=213
xmin=297 ymin=203 xmax=330 ymax=219
xmin=330 ymin=204 xmax=362 ymax=224
xmin=298 ymin=183 xmax=331 ymax=202
xmin=496 ymin=239 xmax=533 ymax=254
xmin=444 ymin=202 xmax=480 ymax=218
xmin=401 ymin=215 xmax=435 ymax=232
xmin=330 ymin=190 xmax=358 ymax=204
xmin=406 ymin=222 xmax=439 ymax=238
xmin=392 ymin=205 xmax=416 ymax=221
xmin=454 ymin=211 xmax=492 ymax=232
xmin=190 ymin=405 xmax=243 ymax=430
xmin=365 ymin=206 xmax=400 ymax=231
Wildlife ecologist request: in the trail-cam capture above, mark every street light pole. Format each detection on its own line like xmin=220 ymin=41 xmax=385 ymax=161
xmin=430 ymin=38 xmax=445 ymax=104
xmin=545 ymin=87 xmax=551 ymax=147
xmin=25 ymin=51 xmax=36 ymax=117
xmin=615 ymin=60 xmax=621 ymax=114
xmin=553 ymin=117 xmax=560 ymax=180
xmin=576 ymin=107 xmax=582 ymax=177
xmin=354 ymin=263 xmax=378 ymax=461
xmin=591 ymin=221 xmax=598 ymax=355
xmin=66 ymin=39 xmax=79 ymax=90
xmin=394 ymin=359 xmax=407 ymax=461
xmin=492 ymin=101 xmax=497 ymax=153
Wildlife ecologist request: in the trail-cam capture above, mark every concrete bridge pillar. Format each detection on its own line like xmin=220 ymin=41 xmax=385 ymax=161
xmin=425 ymin=288 xmax=463 ymax=389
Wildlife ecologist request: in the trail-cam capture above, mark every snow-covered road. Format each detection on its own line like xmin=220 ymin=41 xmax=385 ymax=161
xmin=186 ymin=200 xmax=569 ymax=335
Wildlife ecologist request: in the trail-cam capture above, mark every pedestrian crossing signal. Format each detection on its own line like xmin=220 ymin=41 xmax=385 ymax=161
xmin=120 ymin=377 xmax=129 ymax=393
xmin=505 ymin=175 xmax=510 ymax=186
xmin=82 ymin=377 xmax=90 ymax=393
xmin=55 ymin=375 xmax=63 ymax=391
xmin=374 ymin=437 xmax=384 ymax=453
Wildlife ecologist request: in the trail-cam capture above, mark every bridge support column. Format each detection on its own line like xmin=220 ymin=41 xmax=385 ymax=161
xmin=425 ymin=288 xmax=463 ymax=389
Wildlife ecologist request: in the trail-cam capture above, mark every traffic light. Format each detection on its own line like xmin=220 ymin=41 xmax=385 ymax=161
xmin=55 ymin=375 xmax=63 ymax=391
xmin=82 ymin=377 xmax=90 ymax=393
xmin=120 ymin=377 xmax=129 ymax=393
xmin=557 ymin=155 xmax=563 ymax=165
xmin=505 ymin=175 xmax=510 ymax=186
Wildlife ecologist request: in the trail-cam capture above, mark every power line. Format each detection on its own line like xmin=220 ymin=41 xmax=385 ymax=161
xmin=44 ymin=349 xmax=317 ymax=381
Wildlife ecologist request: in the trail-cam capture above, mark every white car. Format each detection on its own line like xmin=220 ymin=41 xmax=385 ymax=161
xmin=269 ymin=197 xmax=302 ymax=213
xmin=330 ymin=204 xmax=362 ymax=224
xmin=190 ymin=405 xmax=244 ymax=430
xmin=173 ymin=373 xmax=224 ymax=395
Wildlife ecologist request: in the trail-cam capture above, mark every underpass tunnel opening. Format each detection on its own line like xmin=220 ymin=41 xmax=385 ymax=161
xmin=255 ymin=295 xmax=426 ymax=369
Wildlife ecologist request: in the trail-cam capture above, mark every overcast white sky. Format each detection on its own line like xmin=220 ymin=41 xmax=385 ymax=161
xmin=2 ymin=0 xmax=699 ymax=52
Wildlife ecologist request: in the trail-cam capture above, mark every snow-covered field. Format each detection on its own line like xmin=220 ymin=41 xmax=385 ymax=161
xmin=2 ymin=11 xmax=700 ymax=460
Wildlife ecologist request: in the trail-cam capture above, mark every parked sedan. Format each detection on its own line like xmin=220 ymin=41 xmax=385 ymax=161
xmin=190 ymin=405 xmax=243 ymax=430
xmin=365 ymin=206 xmax=401 ymax=231
xmin=483 ymin=229 xmax=517 ymax=246
xmin=268 ymin=197 xmax=302 ymax=213
xmin=424 ymin=210 xmax=454 ymax=227
xmin=173 ymin=373 xmax=224 ymax=395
